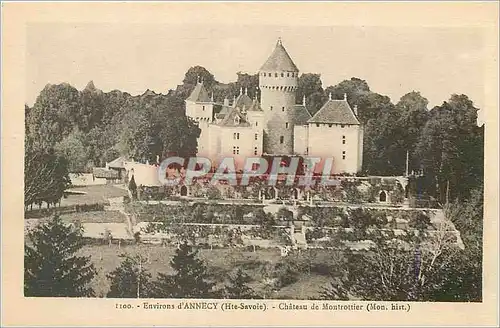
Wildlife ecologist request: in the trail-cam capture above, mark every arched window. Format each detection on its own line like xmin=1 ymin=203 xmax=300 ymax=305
xmin=280 ymin=136 xmax=284 ymax=144
xmin=379 ymin=191 xmax=387 ymax=202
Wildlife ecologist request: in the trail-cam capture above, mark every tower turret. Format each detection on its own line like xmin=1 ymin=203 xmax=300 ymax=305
xmin=259 ymin=38 xmax=299 ymax=155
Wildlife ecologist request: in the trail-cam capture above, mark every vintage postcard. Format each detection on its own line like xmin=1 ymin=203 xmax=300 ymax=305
xmin=1 ymin=1 xmax=499 ymax=327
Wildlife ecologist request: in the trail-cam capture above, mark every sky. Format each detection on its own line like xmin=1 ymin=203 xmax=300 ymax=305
xmin=26 ymin=23 xmax=486 ymax=117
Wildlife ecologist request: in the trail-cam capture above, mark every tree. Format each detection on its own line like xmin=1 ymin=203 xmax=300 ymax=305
xmin=24 ymin=215 xmax=96 ymax=297
xmin=26 ymin=83 xmax=81 ymax=150
xmin=107 ymin=254 xmax=153 ymax=298
xmin=254 ymin=208 xmax=275 ymax=227
xmin=54 ymin=128 xmax=89 ymax=172
xmin=224 ymin=268 xmax=255 ymax=299
xmin=128 ymin=175 xmax=137 ymax=200
xmin=79 ymin=81 xmax=105 ymax=133
xmin=117 ymin=106 xmax=153 ymax=161
xmin=415 ymin=94 xmax=482 ymax=201
xmin=436 ymin=187 xmax=483 ymax=301
xmin=153 ymin=242 xmax=216 ymax=298
xmin=296 ymin=73 xmax=324 ymax=115
xmin=24 ymin=146 xmax=71 ymax=208
xmin=395 ymin=92 xmax=429 ymax=172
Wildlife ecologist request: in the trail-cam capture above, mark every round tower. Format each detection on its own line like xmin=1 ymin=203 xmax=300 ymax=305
xmin=259 ymin=38 xmax=299 ymax=155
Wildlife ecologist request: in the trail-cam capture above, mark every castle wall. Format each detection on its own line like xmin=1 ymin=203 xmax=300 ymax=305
xmin=293 ymin=124 xmax=309 ymax=155
xmin=307 ymin=123 xmax=361 ymax=174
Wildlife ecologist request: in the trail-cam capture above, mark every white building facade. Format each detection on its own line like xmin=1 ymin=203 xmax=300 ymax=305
xmin=185 ymin=39 xmax=364 ymax=174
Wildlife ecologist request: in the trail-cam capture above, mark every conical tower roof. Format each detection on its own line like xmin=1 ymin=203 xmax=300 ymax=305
xmin=260 ymin=39 xmax=299 ymax=72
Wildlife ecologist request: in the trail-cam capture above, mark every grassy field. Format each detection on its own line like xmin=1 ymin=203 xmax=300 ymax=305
xmin=62 ymin=185 xmax=128 ymax=206
xmin=80 ymin=244 xmax=333 ymax=299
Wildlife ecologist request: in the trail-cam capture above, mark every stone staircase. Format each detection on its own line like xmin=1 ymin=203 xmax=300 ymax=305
xmin=293 ymin=231 xmax=308 ymax=249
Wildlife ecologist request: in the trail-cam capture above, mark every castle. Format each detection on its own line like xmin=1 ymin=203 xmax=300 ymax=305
xmin=185 ymin=39 xmax=364 ymax=174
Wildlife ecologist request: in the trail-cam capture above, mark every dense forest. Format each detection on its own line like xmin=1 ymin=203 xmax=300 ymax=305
xmin=24 ymin=66 xmax=484 ymax=206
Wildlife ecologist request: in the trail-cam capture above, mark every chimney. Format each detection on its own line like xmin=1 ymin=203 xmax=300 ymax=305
xmin=211 ymin=92 xmax=214 ymax=102
xmin=329 ymin=92 xmax=332 ymax=101
xmin=302 ymin=95 xmax=306 ymax=106
xmin=344 ymin=93 xmax=347 ymax=101
xmin=224 ymin=97 xmax=229 ymax=106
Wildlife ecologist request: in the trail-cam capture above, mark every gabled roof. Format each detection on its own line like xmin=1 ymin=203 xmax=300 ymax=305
xmin=291 ymin=104 xmax=312 ymax=125
xmin=308 ymin=99 xmax=360 ymax=125
xmin=260 ymin=39 xmax=299 ymax=72
xmin=216 ymin=105 xmax=231 ymax=119
xmin=93 ymin=168 xmax=119 ymax=179
xmin=107 ymin=156 xmax=127 ymax=169
xmin=218 ymin=107 xmax=251 ymax=127
xmin=234 ymin=93 xmax=253 ymax=110
xmin=186 ymin=82 xmax=211 ymax=103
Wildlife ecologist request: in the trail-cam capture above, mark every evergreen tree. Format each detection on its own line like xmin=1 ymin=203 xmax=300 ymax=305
xmin=107 ymin=254 xmax=152 ymax=298
xmin=128 ymin=175 xmax=137 ymax=200
xmin=224 ymin=268 xmax=255 ymax=299
xmin=154 ymin=242 xmax=215 ymax=298
xmin=24 ymin=215 xmax=96 ymax=297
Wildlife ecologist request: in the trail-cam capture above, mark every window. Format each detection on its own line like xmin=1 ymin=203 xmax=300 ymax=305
xmin=236 ymin=147 xmax=240 ymax=155
xmin=342 ymin=151 xmax=346 ymax=160
xmin=263 ymin=73 xmax=266 ymax=77
xmin=285 ymin=122 xmax=289 ymax=129
xmin=287 ymin=72 xmax=290 ymax=77
xmin=233 ymin=146 xmax=237 ymax=155
xmin=328 ymin=124 xmax=333 ymax=127
xmin=316 ymin=123 xmax=320 ymax=127
xmin=233 ymin=132 xmax=240 ymax=140
xmin=275 ymin=73 xmax=278 ymax=77
xmin=282 ymin=107 xmax=285 ymax=112
xmin=270 ymin=106 xmax=273 ymax=111
xmin=255 ymin=133 xmax=258 ymax=140
xmin=341 ymin=124 xmax=345 ymax=128
xmin=280 ymin=136 xmax=284 ymax=144
xmin=254 ymin=147 xmax=258 ymax=155
xmin=202 ymin=106 xmax=205 ymax=111
xmin=256 ymin=122 xmax=258 ymax=127
xmin=281 ymin=73 xmax=284 ymax=77
xmin=342 ymin=135 xmax=346 ymax=144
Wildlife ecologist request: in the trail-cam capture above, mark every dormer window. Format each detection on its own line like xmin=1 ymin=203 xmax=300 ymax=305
xmin=234 ymin=116 xmax=240 ymax=124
